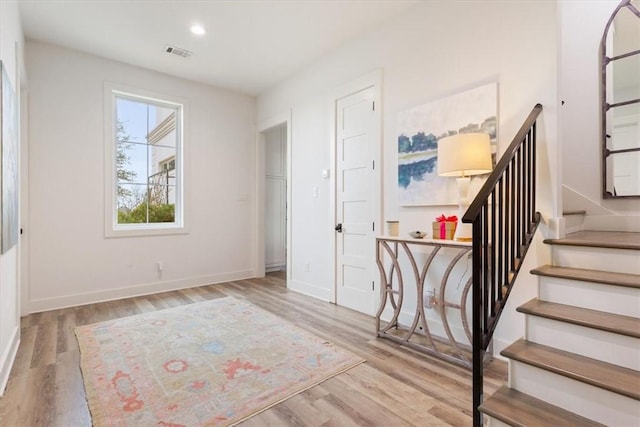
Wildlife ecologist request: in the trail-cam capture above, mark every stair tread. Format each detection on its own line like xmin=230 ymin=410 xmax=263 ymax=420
xmin=501 ymin=339 xmax=640 ymax=400
xmin=531 ymin=264 xmax=640 ymax=289
xmin=543 ymin=230 xmax=640 ymax=250
xmin=479 ymin=385 xmax=605 ymax=427
xmin=562 ymin=210 xmax=587 ymax=216
xmin=517 ymin=299 xmax=640 ymax=338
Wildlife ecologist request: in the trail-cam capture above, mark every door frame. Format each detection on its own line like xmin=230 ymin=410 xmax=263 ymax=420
xmin=254 ymin=111 xmax=292 ymax=280
xmin=19 ymin=85 xmax=28 ymax=316
xmin=17 ymin=40 xmax=28 ymax=317
xmin=329 ymin=69 xmax=383 ymax=308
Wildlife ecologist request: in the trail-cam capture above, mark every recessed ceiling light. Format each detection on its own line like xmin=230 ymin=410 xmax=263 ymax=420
xmin=190 ymin=24 xmax=206 ymax=36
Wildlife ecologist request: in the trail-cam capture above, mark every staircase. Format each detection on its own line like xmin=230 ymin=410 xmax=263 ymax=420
xmin=480 ymin=230 xmax=640 ymax=426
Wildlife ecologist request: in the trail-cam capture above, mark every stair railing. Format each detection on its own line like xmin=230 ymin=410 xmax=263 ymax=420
xmin=462 ymin=104 xmax=543 ymax=427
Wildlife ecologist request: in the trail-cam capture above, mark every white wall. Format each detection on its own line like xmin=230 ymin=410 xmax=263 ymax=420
xmin=560 ymin=0 xmax=640 ymax=214
xmin=0 ymin=0 xmax=24 ymax=395
xmin=25 ymin=41 xmax=256 ymax=312
xmin=257 ymin=0 xmax=558 ymax=350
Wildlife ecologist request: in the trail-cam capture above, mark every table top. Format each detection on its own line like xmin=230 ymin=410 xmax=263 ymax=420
xmin=376 ymin=235 xmax=472 ymax=247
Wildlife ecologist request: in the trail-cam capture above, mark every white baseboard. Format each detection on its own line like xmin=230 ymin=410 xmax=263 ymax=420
xmin=265 ymin=264 xmax=285 ymax=273
xmin=0 ymin=326 xmax=20 ymax=397
xmin=28 ymin=270 xmax=254 ymax=313
xmin=287 ymin=279 xmax=331 ymax=302
xmin=562 ymin=185 xmax=614 ymax=216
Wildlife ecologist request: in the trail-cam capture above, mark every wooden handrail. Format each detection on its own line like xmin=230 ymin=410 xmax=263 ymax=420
xmin=463 ymin=104 xmax=542 ymax=224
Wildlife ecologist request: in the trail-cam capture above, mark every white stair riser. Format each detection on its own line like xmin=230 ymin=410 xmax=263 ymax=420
xmin=525 ymin=316 xmax=640 ymax=371
xmin=583 ymin=215 xmax=640 ymax=233
xmin=509 ymin=361 xmax=640 ymax=426
xmin=551 ymin=245 xmax=640 ymax=275
xmin=563 ymin=214 xmax=585 ymax=235
xmin=538 ymin=276 xmax=640 ymax=317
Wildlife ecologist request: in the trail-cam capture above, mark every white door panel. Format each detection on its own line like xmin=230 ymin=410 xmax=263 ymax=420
xmin=335 ymin=86 xmax=376 ymax=315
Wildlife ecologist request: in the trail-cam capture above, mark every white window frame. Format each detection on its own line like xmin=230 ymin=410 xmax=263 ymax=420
xmin=104 ymin=82 xmax=189 ymax=237
xmin=159 ymin=155 xmax=176 ymax=172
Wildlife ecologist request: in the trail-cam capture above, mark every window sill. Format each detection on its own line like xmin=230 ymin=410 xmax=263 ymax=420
xmin=105 ymin=223 xmax=188 ymax=238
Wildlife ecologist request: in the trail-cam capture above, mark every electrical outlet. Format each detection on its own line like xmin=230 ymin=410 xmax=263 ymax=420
xmin=430 ymin=291 xmax=438 ymax=309
xmin=305 ymin=262 xmax=311 ymax=272
xmin=157 ymin=261 xmax=164 ymax=272
xmin=424 ymin=289 xmax=434 ymax=309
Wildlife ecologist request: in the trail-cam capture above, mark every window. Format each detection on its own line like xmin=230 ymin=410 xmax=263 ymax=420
xmin=105 ymin=84 xmax=187 ymax=237
xmin=159 ymin=156 xmax=176 ymax=172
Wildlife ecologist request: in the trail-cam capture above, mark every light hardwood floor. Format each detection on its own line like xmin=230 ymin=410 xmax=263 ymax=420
xmin=0 ymin=273 xmax=506 ymax=426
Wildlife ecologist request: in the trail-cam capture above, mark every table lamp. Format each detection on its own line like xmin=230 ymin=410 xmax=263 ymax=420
xmin=437 ymin=132 xmax=493 ymax=241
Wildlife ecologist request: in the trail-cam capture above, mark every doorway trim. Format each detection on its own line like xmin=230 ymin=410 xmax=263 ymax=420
xmin=255 ymin=111 xmax=292 ymax=281
xmin=329 ymin=69 xmax=383 ymax=308
xmin=19 ymin=86 xmax=28 ymax=316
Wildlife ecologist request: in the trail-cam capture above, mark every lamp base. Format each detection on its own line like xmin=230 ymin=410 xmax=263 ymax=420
xmin=454 ymin=176 xmax=473 ymax=241
xmin=454 ymin=220 xmax=473 ymax=241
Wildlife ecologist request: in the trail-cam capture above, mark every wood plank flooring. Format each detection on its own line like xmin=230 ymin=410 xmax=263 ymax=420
xmin=0 ymin=273 xmax=506 ymax=426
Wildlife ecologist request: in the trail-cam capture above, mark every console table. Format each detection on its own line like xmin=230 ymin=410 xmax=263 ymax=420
xmin=375 ymin=236 xmax=480 ymax=369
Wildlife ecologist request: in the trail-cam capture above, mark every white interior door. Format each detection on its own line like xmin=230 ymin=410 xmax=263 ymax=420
xmin=335 ymin=87 xmax=376 ymax=315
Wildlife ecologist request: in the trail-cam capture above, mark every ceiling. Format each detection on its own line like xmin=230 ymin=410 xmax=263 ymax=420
xmin=18 ymin=0 xmax=419 ymax=96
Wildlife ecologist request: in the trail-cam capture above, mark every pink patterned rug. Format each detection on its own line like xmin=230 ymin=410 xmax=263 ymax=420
xmin=75 ymin=296 xmax=364 ymax=426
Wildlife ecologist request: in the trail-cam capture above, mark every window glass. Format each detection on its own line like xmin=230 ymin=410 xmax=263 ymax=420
xmin=112 ymin=92 xmax=181 ymax=228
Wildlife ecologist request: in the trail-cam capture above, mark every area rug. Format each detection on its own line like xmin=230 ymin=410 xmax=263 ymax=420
xmin=75 ymin=296 xmax=364 ymax=426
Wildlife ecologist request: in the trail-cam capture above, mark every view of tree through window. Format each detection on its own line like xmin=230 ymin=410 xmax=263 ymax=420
xmin=115 ymin=95 xmax=180 ymax=225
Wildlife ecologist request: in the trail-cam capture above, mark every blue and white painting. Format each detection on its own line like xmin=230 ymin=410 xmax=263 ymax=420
xmin=397 ymin=83 xmax=497 ymax=206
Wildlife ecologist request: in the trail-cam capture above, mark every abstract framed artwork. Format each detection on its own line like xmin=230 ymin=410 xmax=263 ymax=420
xmin=397 ymin=82 xmax=498 ymax=206
xmin=1 ymin=61 xmax=19 ymax=254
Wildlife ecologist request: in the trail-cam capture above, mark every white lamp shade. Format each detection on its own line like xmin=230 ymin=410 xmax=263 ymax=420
xmin=437 ymin=132 xmax=493 ymax=177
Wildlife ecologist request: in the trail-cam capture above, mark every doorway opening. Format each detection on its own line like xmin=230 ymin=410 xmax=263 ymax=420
xmin=255 ymin=113 xmax=291 ymax=281
xmin=263 ymin=124 xmax=287 ymax=273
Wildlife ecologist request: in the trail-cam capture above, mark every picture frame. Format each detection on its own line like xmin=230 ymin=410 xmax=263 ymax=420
xmin=397 ymin=82 xmax=498 ymax=206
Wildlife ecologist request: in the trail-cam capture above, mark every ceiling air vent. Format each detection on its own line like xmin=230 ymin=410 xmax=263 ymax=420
xmin=165 ymin=45 xmax=192 ymax=59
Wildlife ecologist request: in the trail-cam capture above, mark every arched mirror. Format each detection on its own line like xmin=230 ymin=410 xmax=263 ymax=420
xmin=601 ymin=0 xmax=640 ymax=198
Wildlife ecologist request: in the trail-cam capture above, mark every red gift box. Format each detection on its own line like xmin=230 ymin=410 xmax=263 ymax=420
xmin=432 ymin=215 xmax=457 ymax=240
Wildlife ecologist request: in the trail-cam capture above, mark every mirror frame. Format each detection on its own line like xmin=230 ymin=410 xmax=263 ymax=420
xmin=601 ymin=0 xmax=640 ymax=199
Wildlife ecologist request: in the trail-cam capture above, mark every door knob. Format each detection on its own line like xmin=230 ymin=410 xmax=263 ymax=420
xmin=335 ymin=223 xmax=343 ymax=233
